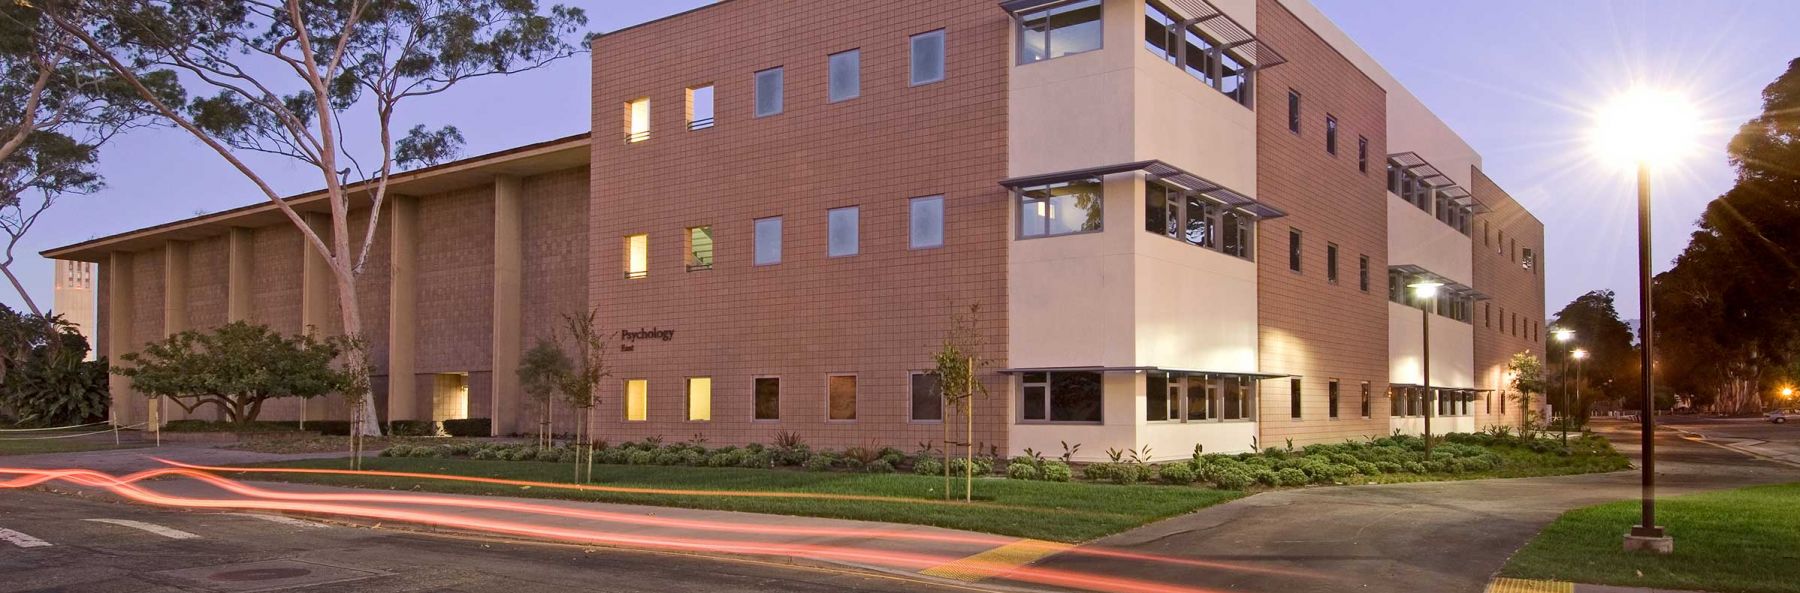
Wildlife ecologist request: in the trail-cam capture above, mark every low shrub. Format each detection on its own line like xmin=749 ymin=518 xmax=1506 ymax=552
xmin=1158 ymin=464 xmax=1196 ymax=485
xmin=865 ymin=459 xmax=895 ymax=474
xmin=1081 ymin=462 xmax=1120 ymax=482
xmin=1275 ymin=467 xmax=1309 ymax=487
xmin=535 ymin=447 xmax=562 ymax=462
xmin=913 ymin=458 xmax=943 ymax=476
xmin=1211 ymin=467 xmax=1254 ymax=490
xmin=442 ymin=418 xmax=491 ymax=437
xmin=627 ymin=450 xmax=656 ymax=465
xmin=1040 ymin=461 xmax=1072 ymax=482
xmin=380 ymin=444 xmax=413 ymax=457
xmin=1006 ymin=462 xmax=1041 ymax=480
xmin=802 ymin=455 xmax=835 ymax=472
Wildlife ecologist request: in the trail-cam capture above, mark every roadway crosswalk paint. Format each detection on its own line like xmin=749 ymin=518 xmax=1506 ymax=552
xmin=0 ymin=527 xmax=52 ymax=548
xmin=227 ymin=513 xmax=324 ymax=529
xmin=84 ymin=518 xmax=200 ymax=540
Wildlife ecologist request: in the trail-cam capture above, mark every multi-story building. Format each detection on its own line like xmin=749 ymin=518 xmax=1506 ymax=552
xmin=44 ymin=0 xmax=1545 ymax=459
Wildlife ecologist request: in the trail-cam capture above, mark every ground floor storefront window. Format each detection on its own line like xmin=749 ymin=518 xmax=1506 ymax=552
xmin=1020 ymin=371 xmax=1102 ymax=423
xmin=1146 ymin=372 xmax=1254 ymax=422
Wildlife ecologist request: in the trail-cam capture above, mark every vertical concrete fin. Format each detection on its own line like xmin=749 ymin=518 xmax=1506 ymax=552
xmin=491 ymin=175 xmax=523 ymax=437
xmin=226 ymin=228 xmax=255 ymax=322
xmin=299 ymin=212 xmax=334 ymax=421
xmin=387 ymin=195 xmax=419 ymax=422
xmin=105 ymin=251 xmax=136 ymax=427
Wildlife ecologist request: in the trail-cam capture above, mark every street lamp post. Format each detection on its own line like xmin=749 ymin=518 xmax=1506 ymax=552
xmin=1626 ymin=159 xmax=1670 ymax=552
xmin=1411 ymin=280 xmax=1444 ymax=457
xmin=1572 ymin=348 xmax=1589 ymax=443
xmin=1554 ymin=328 xmax=1576 ymax=446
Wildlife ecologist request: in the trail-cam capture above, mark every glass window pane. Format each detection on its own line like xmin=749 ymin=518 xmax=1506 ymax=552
xmin=1050 ymin=372 xmax=1103 ymax=422
xmin=687 ymin=377 xmax=711 ymax=421
xmin=1145 ymin=2 xmax=1177 ymax=64
xmin=687 ymin=226 xmax=713 ymax=270
xmin=828 ymin=206 xmax=859 ymax=257
xmin=829 ymin=376 xmax=857 ymax=420
xmin=1019 ymin=10 xmax=1049 ymax=64
xmin=911 ymin=196 xmax=944 ymax=248
xmin=624 ymin=234 xmax=648 ymax=279
xmin=687 ymin=85 xmax=714 ymax=129
xmin=1046 ymin=178 xmax=1102 ymax=235
xmin=754 ymin=67 xmax=783 ymax=117
xmin=911 ymin=30 xmax=945 ymax=85
xmin=829 ymin=50 xmax=860 ymax=102
xmin=1019 ymin=193 xmax=1047 ymax=237
xmin=625 ymin=379 xmax=647 ymax=421
xmin=1186 ymin=375 xmax=1210 ymax=421
xmin=1147 ymin=372 xmax=1168 ymax=421
xmin=1144 ymin=183 xmax=1166 ymax=236
xmin=1022 ymin=385 xmax=1047 ymax=420
xmin=1047 ymin=0 xmax=1102 ymax=58
xmin=754 ymin=378 xmax=780 ymax=420
xmin=911 ymin=373 xmax=943 ymax=421
xmin=754 ymin=217 xmax=782 ymax=265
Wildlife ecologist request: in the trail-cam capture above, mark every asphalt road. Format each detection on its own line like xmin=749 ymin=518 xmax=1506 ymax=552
xmin=0 ymin=488 xmax=991 ymax=593
xmin=1660 ymin=415 xmax=1800 ymax=443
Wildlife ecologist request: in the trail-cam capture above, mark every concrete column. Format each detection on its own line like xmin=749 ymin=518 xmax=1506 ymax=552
xmin=105 ymin=252 xmax=136 ymax=427
xmin=226 ymin=227 xmax=254 ymax=322
xmin=299 ymin=212 xmax=334 ymax=420
xmin=162 ymin=241 xmax=190 ymax=422
xmin=491 ymin=176 xmax=522 ymax=437
xmin=387 ymin=195 xmax=419 ymax=422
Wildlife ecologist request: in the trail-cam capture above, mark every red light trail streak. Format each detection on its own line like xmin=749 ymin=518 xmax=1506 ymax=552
xmin=2 ymin=465 xmax=1321 ymax=593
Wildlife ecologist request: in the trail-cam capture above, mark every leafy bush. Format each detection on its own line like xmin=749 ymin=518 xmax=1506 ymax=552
xmin=1211 ymin=468 xmax=1253 ymax=490
xmin=389 ymin=420 xmax=437 ymax=437
xmin=1081 ymin=462 xmax=1120 ymax=482
xmin=471 ymin=448 xmax=498 ymax=460
xmin=1252 ymin=468 xmax=1280 ymax=486
xmin=1040 ymin=461 xmax=1072 ymax=482
xmin=1354 ymin=461 xmax=1381 ymax=476
xmin=1007 ymin=462 xmax=1041 ymax=480
xmin=802 ymin=455 xmax=835 ymax=472
xmin=913 ymin=458 xmax=943 ymax=476
xmin=535 ymin=447 xmax=562 ymax=462
xmin=627 ymin=450 xmax=656 ymax=465
xmin=947 ymin=457 xmax=995 ymax=476
xmin=653 ymin=451 xmax=684 ymax=466
xmin=1275 ymin=467 xmax=1309 ymax=487
xmin=741 ymin=451 xmax=774 ymax=468
xmin=442 ymin=418 xmax=491 ymax=437
xmin=1158 ymin=464 xmax=1196 ymax=485
xmin=380 ymin=444 xmax=413 ymax=457
xmin=865 ymin=460 xmax=895 ymax=474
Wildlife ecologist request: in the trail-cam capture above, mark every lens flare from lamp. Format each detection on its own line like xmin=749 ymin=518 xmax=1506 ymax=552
xmin=1590 ymin=87 xmax=1701 ymax=169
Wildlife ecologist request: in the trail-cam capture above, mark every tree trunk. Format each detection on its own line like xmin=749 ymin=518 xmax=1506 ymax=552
xmin=333 ymin=273 xmax=380 ymax=438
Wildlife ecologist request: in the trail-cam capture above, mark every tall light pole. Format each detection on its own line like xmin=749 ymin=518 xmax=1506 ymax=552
xmin=1594 ymin=87 xmax=1698 ymax=555
xmin=1554 ymin=328 xmax=1576 ymax=445
xmin=1572 ymin=348 xmax=1589 ymax=444
xmin=1411 ymin=280 xmax=1444 ymax=456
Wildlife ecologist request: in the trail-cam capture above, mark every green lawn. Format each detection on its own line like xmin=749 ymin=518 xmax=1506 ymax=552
xmin=1502 ymin=482 xmax=1800 ymax=593
xmin=234 ymin=457 xmax=1242 ymax=543
xmin=0 ymin=435 xmax=146 ymax=456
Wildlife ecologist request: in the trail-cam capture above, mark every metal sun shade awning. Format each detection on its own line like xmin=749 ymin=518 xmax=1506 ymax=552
xmin=1389 ymin=383 xmax=1490 ymax=392
xmin=999 ymin=365 xmax=1296 ymax=379
xmin=1388 ymin=151 xmax=1453 ymax=187
xmin=1388 ymin=264 xmax=1491 ymax=301
xmin=998 ymin=0 xmax=1285 ymax=71
xmin=999 ymin=160 xmax=1287 ymax=219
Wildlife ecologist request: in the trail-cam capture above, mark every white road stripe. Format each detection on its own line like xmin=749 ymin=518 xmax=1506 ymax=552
xmin=84 ymin=518 xmax=200 ymax=540
xmin=0 ymin=527 xmax=52 ymax=548
xmin=227 ymin=513 xmax=324 ymax=529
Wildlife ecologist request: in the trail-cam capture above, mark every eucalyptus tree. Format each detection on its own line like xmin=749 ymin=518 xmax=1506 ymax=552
xmin=36 ymin=0 xmax=588 ymax=436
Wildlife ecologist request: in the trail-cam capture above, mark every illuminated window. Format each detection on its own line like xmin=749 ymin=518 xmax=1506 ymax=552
xmin=685 ymin=85 xmax=714 ymax=130
xmin=754 ymin=377 xmax=780 ymax=421
xmin=829 ymin=49 xmax=860 ymax=102
xmin=625 ymin=379 xmax=647 ymax=421
xmin=828 ymin=375 xmax=857 ymax=421
xmin=1018 ymin=177 xmax=1102 ymax=238
xmin=624 ymin=234 xmax=648 ymax=279
xmin=686 ymin=377 xmax=711 ymax=421
xmin=685 ymin=226 xmax=713 ymax=271
xmin=624 ymin=98 xmax=650 ymax=143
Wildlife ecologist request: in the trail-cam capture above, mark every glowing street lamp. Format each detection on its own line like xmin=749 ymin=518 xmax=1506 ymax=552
xmin=1782 ymin=387 xmax=1794 ymax=400
xmin=1410 ymin=280 xmax=1444 ymax=456
xmin=1593 ymin=87 xmax=1702 ymax=554
xmin=1571 ymin=349 xmax=1589 ymax=444
xmin=1553 ymin=327 xmax=1577 ymax=442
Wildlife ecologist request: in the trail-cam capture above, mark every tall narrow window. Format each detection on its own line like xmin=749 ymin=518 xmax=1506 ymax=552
xmin=910 ymin=195 xmax=944 ymax=249
xmin=754 ymin=377 xmax=780 ymax=421
xmin=828 ymin=49 xmax=861 ymax=102
xmin=1288 ymin=229 xmax=1303 ymax=272
xmin=624 ymin=379 xmax=647 ymax=421
xmin=910 ymin=372 xmax=943 ymax=422
xmin=685 ymin=226 xmax=713 ymax=271
xmin=1290 ymin=378 xmax=1303 ymax=419
xmin=754 ymin=67 xmax=783 ymax=117
xmin=1325 ymin=115 xmax=1338 ymax=155
xmin=1144 ymin=1 xmax=1178 ymax=64
xmin=828 ymin=206 xmax=859 ymax=257
xmin=1147 ymin=372 xmax=1170 ymax=422
xmin=685 ymin=85 xmax=714 ymax=130
xmin=1359 ymin=255 xmax=1371 ymax=292
xmin=1288 ymin=90 xmax=1301 ymax=134
xmin=1360 ymin=382 xmax=1372 ymax=418
xmin=624 ymin=234 xmax=648 ymax=279
xmin=624 ymin=98 xmax=650 ymax=143
xmin=686 ymin=377 xmax=711 ymax=421
xmin=753 ymin=217 xmax=782 ymax=265
xmin=1358 ymin=136 xmax=1369 ymax=172
xmin=828 ymin=375 xmax=857 ymax=421
xmin=1017 ymin=0 xmax=1102 ymax=64
xmin=1328 ymin=379 xmax=1340 ymax=419
xmin=911 ymin=30 xmax=946 ymax=85
xmin=1327 ymin=243 xmax=1339 ymax=283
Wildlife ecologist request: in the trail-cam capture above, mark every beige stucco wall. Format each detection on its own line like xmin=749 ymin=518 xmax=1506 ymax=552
xmin=1387 ymin=301 xmax=1475 ymax=389
xmin=1387 ymin=194 xmax=1473 ymax=285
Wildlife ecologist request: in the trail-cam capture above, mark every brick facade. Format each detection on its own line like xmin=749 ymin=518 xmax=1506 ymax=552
xmin=1472 ymin=167 xmax=1548 ymax=427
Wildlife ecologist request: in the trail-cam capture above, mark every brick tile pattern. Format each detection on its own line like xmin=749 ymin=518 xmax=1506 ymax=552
xmin=1471 ymin=168 xmax=1548 ymax=427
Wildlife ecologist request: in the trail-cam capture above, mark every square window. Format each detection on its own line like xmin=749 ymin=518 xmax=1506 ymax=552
xmin=911 ymin=30 xmax=946 ymax=85
xmin=685 ymin=85 xmax=714 ymax=130
xmin=685 ymin=226 xmax=713 ymax=271
xmin=828 ymin=375 xmax=857 ymax=421
xmin=754 ymin=67 xmax=783 ymax=117
xmin=754 ymin=217 xmax=782 ymax=265
xmin=686 ymin=377 xmax=711 ymax=421
xmin=910 ymin=195 xmax=945 ymax=249
xmin=624 ymin=98 xmax=650 ymax=143
xmin=910 ymin=372 xmax=943 ymax=422
xmin=828 ymin=206 xmax=859 ymax=257
xmin=624 ymin=234 xmax=648 ymax=279
xmin=625 ymin=379 xmax=647 ymax=421
xmin=754 ymin=377 xmax=780 ymax=421
xmin=829 ymin=50 xmax=860 ymax=102
xmin=1018 ymin=178 xmax=1103 ymax=238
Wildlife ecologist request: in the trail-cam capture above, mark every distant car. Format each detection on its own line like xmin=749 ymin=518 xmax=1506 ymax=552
xmin=1769 ymin=410 xmax=1796 ymax=424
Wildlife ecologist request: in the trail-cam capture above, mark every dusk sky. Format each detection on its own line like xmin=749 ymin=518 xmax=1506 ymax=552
xmin=14 ymin=0 xmax=1800 ymax=320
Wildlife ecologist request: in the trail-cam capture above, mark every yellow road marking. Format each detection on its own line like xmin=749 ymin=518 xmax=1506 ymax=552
xmin=1486 ymin=577 xmax=1574 ymax=593
xmin=919 ymin=539 xmax=1072 ymax=582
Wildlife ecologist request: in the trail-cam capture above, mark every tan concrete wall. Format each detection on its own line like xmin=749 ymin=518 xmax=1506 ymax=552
xmin=516 ymin=167 xmax=590 ymax=437
xmin=589 ymin=0 xmax=1010 ymax=452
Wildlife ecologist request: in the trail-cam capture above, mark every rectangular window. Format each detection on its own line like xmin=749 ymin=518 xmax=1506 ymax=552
xmin=1325 ymin=115 xmax=1338 ymax=155
xmin=685 ymin=226 xmax=713 ymax=271
xmin=1018 ymin=177 xmax=1103 ymax=238
xmin=625 ymin=379 xmax=647 ymax=421
xmin=624 ymin=98 xmax=650 ymax=143
xmin=1328 ymin=379 xmax=1340 ymax=419
xmin=1288 ymin=229 xmax=1303 ymax=272
xmin=1390 ymin=386 xmax=1403 ymax=417
xmin=828 ymin=375 xmax=857 ymax=421
xmin=910 ymin=372 xmax=943 ymax=422
xmin=1147 ymin=372 xmax=1171 ymax=422
xmin=828 ymin=49 xmax=860 ymax=102
xmin=685 ymin=85 xmax=714 ymax=130
xmin=1020 ymin=371 xmax=1102 ymax=423
xmin=1359 ymin=255 xmax=1370 ymax=292
xmin=828 ymin=206 xmax=860 ymax=257
xmin=1522 ymin=248 xmax=1536 ymax=272
xmin=1018 ymin=0 xmax=1102 ymax=64
xmin=910 ymin=195 xmax=945 ymax=249
xmin=1288 ymin=90 xmax=1301 ymax=134
xmin=1144 ymin=1 xmax=1178 ymax=65
xmin=686 ymin=377 xmax=711 ymax=421
xmin=1143 ymin=1 xmax=1252 ymax=106
xmin=1360 ymin=382 xmax=1371 ymax=418
xmin=624 ymin=234 xmax=648 ymax=279
xmin=1358 ymin=136 xmax=1369 ymax=172
xmin=753 ymin=217 xmax=782 ymax=265
xmin=911 ymin=29 xmax=946 ymax=85
xmin=1326 ymin=243 xmax=1339 ymax=283
xmin=754 ymin=377 xmax=780 ymax=421
xmin=1289 ymin=378 xmax=1303 ymax=419
xmin=754 ymin=67 xmax=783 ymax=117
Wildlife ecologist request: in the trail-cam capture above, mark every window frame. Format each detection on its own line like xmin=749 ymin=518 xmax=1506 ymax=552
xmin=828 ymin=49 xmax=861 ymax=103
xmin=624 ymin=378 xmax=648 ymax=422
xmin=1357 ymin=136 xmax=1369 ymax=173
xmin=909 ymin=195 xmax=946 ymax=250
xmin=624 ymin=97 xmax=650 ymax=144
xmin=753 ymin=216 xmax=783 ymax=266
xmin=753 ymin=67 xmax=784 ymax=118
xmin=1326 ymin=242 xmax=1339 ymax=284
xmin=911 ymin=29 xmax=947 ymax=86
xmin=1017 ymin=0 xmax=1104 ymax=65
xmin=685 ymin=376 xmax=712 ymax=422
xmin=1360 ymin=381 xmax=1372 ymax=418
xmin=1328 ymin=379 xmax=1340 ymax=419
xmin=826 ymin=374 xmax=858 ymax=422
xmin=1325 ymin=115 xmax=1338 ymax=155
xmin=685 ymin=85 xmax=714 ymax=131
xmin=908 ymin=371 xmax=944 ymax=423
xmin=1288 ymin=228 xmax=1303 ymax=273
xmin=1018 ymin=371 xmax=1104 ymax=425
xmin=1289 ymin=377 xmax=1303 ymax=420
xmin=752 ymin=376 xmax=781 ymax=422
xmin=1287 ymin=90 xmax=1301 ymax=134
xmin=1358 ymin=254 xmax=1370 ymax=292
xmin=685 ymin=225 xmax=713 ymax=272
xmin=623 ymin=233 xmax=648 ymax=280
xmin=827 ymin=206 xmax=860 ymax=258
xmin=1016 ymin=177 xmax=1105 ymax=240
